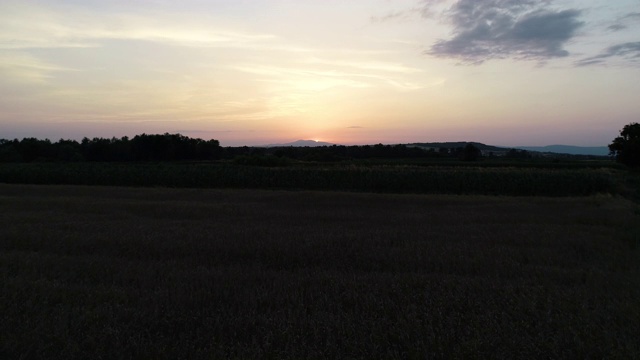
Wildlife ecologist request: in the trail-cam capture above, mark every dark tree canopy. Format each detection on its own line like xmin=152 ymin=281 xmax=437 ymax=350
xmin=609 ymin=123 xmax=640 ymax=167
xmin=0 ymin=133 xmax=221 ymax=163
xmin=460 ymin=143 xmax=482 ymax=161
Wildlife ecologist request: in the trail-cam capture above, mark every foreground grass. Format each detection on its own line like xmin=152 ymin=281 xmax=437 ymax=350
xmin=1 ymin=184 xmax=639 ymax=359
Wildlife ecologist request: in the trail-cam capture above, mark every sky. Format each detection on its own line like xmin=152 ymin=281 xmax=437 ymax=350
xmin=1 ymin=0 xmax=639 ymax=146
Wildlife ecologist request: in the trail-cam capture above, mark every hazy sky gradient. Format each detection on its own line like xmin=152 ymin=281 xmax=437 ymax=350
xmin=1 ymin=0 xmax=639 ymax=146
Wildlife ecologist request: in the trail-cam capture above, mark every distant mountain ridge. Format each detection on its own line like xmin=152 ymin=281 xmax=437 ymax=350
xmin=513 ymin=145 xmax=609 ymax=156
xmin=263 ymin=140 xmax=335 ymax=147
xmin=412 ymin=142 xmax=609 ymax=156
xmin=410 ymin=142 xmax=506 ymax=152
xmin=261 ymin=140 xmax=609 ymax=156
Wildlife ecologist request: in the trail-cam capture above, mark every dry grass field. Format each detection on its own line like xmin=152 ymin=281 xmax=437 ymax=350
xmin=1 ymin=184 xmax=639 ymax=359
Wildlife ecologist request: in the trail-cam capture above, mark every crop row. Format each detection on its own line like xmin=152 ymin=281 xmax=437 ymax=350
xmin=0 ymin=163 xmax=617 ymax=196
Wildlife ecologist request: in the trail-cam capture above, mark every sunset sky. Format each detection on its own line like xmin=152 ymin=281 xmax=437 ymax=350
xmin=1 ymin=0 xmax=639 ymax=146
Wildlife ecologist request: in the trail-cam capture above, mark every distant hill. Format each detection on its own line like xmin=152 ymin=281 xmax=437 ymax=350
xmin=264 ymin=140 xmax=335 ymax=147
xmin=411 ymin=142 xmax=610 ymax=156
xmin=262 ymin=141 xmax=610 ymax=156
xmin=514 ymin=145 xmax=609 ymax=156
xmin=409 ymin=142 xmax=507 ymax=152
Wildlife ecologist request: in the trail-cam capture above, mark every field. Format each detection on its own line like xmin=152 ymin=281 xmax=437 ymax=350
xmin=1 ymin=183 xmax=639 ymax=359
xmin=0 ymin=162 xmax=621 ymax=196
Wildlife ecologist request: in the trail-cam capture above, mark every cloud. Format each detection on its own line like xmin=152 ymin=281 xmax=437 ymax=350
xmin=575 ymin=42 xmax=640 ymax=66
xmin=607 ymin=24 xmax=627 ymax=32
xmin=371 ymin=10 xmax=415 ymax=23
xmin=371 ymin=1 xmax=448 ymax=23
xmin=305 ymin=58 xmax=423 ymax=74
xmin=621 ymin=12 xmax=640 ymax=21
xmin=0 ymin=52 xmax=77 ymax=83
xmin=607 ymin=12 xmax=640 ymax=32
xmin=426 ymin=0 xmax=584 ymax=64
xmin=420 ymin=0 xmax=449 ymax=19
xmin=0 ymin=3 xmax=276 ymax=50
xmin=233 ymin=63 xmax=427 ymax=92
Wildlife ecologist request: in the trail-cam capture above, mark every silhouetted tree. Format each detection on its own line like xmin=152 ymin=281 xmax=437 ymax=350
xmin=128 ymin=133 xmax=220 ymax=161
xmin=0 ymin=133 xmax=221 ymax=163
xmin=609 ymin=122 xmax=640 ymax=167
xmin=0 ymin=139 xmax=22 ymax=162
xmin=460 ymin=143 xmax=481 ymax=161
xmin=81 ymin=137 xmax=115 ymax=161
xmin=54 ymin=139 xmax=83 ymax=161
xmin=17 ymin=138 xmax=54 ymax=162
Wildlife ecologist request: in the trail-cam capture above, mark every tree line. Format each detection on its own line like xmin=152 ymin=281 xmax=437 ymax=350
xmin=0 ymin=132 xmax=551 ymax=164
xmin=0 ymin=134 xmax=221 ymax=162
xmin=0 ymin=135 xmax=492 ymax=163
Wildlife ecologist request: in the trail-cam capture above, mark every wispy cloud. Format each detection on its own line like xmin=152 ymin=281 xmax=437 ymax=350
xmin=425 ymin=0 xmax=584 ymax=64
xmin=575 ymin=41 xmax=640 ymax=66
xmin=371 ymin=10 xmax=414 ymax=23
xmin=607 ymin=12 xmax=640 ymax=32
xmin=305 ymin=58 xmax=423 ymax=74
xmin=371 ymin=8 xmax=425 ymax=23
xmin=420 ymin=0 xmax=450 ymax=19
xmin=233 ymin=63 xmax=428 ymax=92
xmin=0 ymin=52 xmax=76 ymax=83
xmin=233 ymin=65 xmax=371 ymax=90
xmin=370 ymin=1 xmax=448 ymax=23
xmin=0 ymin=3 xmax=276 ymax=50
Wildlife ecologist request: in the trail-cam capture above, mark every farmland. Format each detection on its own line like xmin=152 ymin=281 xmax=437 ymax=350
xmin=0 ymin=161 xmax=623 ymax=196
xmin=1 ymin=184 xmax=639 ymax=359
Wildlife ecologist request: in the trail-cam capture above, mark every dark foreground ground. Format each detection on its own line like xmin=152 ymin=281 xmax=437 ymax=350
xmin=1 ymin=184 xmax=639 ymax=359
